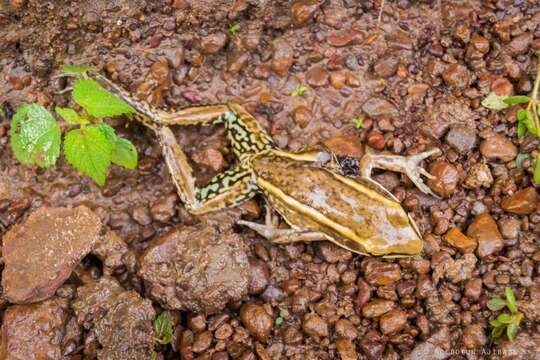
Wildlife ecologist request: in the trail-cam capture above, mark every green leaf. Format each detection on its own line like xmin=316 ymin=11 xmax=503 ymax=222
xmin=517 ymin=120 xmax=526 ymax=138
xmin=94 ymin=123 xmax=117 ymax=145
xmin=534 ymin=158 xmax=540 ymax=185
xmin=496 ymin=313 xmax=514 ymax=324
xmin=504 ymin=287 xmax=518 ymax=313
xmin=61 ymin=65 xmax=96 ymax=74
xmin=515 ymin=153 xmax=530 ymax=171
xmin=229 ymin=23 xmax=240 ymax=34
xmin=112 ymin=138 xmax=138 ymax=169
xmin=72 ymin=79 xmax=135 ymax=118
xmin=503 ymin=95 xmax=531 ymax=105
xmin=491 ymin=325 xmax=504 ymax=339
xmin=279 ymin=308 xmax=288 ymax=318
xmin=63 ymin=125 xmax=113 ymax=186
xmin=521 ymin=110 xmax=537 ymax=136
xmin=154 ymin=311 xmax=174 ymax=345
xmin=506 ymin=322 xmax=517 ymax=341
xmin=487 ymin=298 xmax=507 ymax=311
xmin=352 ymin=117 xmax=365 ymax=129
xmin=489 ymin=319 xmax=502 ymax=327
xmin=55 ymin=107 xmax=89 ymax=125
xmin=10 ymin=104 xmax=61 ymax=168
xmin=482 ymin=92 xmax=509 ymax=111
xmin=291 ymin=86 xmax=307 ymax=97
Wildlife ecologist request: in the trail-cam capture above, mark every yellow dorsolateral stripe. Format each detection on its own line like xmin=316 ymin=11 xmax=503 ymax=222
xmin=255 ymin=177 xmax=378 ymax=252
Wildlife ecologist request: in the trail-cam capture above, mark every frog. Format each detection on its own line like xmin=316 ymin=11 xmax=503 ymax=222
xmin=88 ymin=72 xmax=441 ymax=256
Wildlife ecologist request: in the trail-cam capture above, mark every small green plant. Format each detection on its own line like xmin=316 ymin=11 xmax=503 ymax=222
xmin=482 ymin=54 xmax=540 ymax=183
xmin=487 ymin=287 xmax=523 ymax=341
xmin=291 ymin=86 xmax=307 ymax=97
xmin=352 ymin=117 xmax=365 ymax=129
xmin=154 ymin=311 xmax=174 ymax=345
xmin=229 ymin=23 xmax=240 ymax=34
xmin=9 ymin=66 xmax=138 ymax=186
xmin=275 ymin=308 xmax=288 ymax=326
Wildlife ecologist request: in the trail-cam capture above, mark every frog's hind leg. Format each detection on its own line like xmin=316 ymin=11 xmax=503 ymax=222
xmin=360 ymin=148 xmax=442 ymax=197
xmin=158 ymin=126 xmax=257 ymax=215
xmin=237 ymin=220 xmax=327 ymax=244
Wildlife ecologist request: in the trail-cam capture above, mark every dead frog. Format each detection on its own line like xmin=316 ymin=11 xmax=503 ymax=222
xmin=89 ymin=72 xmax=440 ymax=257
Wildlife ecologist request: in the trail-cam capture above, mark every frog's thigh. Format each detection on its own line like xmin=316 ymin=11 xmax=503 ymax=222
xmin=237 ymin=220 xmax=326 ymax=243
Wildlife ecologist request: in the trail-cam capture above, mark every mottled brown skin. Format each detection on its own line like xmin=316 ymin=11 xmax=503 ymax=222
xmin=251 ymin=151 xmax=423 ymax=256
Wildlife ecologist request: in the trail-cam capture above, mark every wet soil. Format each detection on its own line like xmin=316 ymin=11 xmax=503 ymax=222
xmin=1 ymin=0 xmax=540 ymax=359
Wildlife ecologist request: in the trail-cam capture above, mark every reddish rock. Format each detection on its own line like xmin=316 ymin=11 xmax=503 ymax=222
xmin=336 ymin=339 xmax=357 ymax=360
xmin=491 ymin=78 xmax=514 ymax=96
xmin=363 ymin=260 xmax=401 ymax=286
xmin=200 ymin=32 xmax=228 ymax=54
xmin=323 ymin=135 xmax=363 ymax=158
xmin=443 ymin=228 xmax=477 ymax=253
xmin=367 ymin=131 xmax=385 ymax=150
xmin=501 ymin=187 xmax=538 ymax=215
xmin=240 ymin=303 xmax=273 ymax=342
xmin=362 ymin=97 xmax=398 ymax=117
xmin=508 ymin=33 xmax=533 ymax=55
xmin=362 ymin=299 xmax=395 ymax=318
xmin=445 ymin=125 xmax=477 ymax=154
xmin=467 ymin=213 xmax=504 ymax=258
xmin=442 ymin=63 xmax=471 ymax=89
xmin=327 ymin=28 xmax=363 ymax=47
xmin=427 ymin=161 xmax=459 ymax=198
xmin=306 ymin=65 xmax=329 ymax=87
xmin=2 ymin=206 xmax=101 ymax=304
xmin=192 ymin=148 xmax=227 ymax=172
xmin=479 ymin=133 xmax=517 ymax=162
xmin=290 ymin=0 xmax=320 ymax=27
xmin=0 ymin=298 xmax=71 ymax=359
xmin=379 ymin=308 xmax=407 ymax=335
xmin=463 ymin=163 xmax=493 ymax=189
xmin=302 ymin=313 xmax=329 ymax=338
xmin=271 ymin=38 xmax=293 ymax=76
xmin=462 ymin=323 xmax=487 ymax=349
xmin=292 ymin=105 xmax=312 ymax=128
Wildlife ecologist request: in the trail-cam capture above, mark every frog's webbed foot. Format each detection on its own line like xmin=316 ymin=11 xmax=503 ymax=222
xmin=360 ymin=148 xmax=442 ymax=198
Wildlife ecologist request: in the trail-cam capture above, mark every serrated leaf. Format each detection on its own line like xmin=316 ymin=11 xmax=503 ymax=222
xmin=95 ymin=123 xmax=117 ymax=145
xmin=63 ymin=125 xmax=113 ymax=186
xmin=112 ymin=138 xmax=138 ymax=169
xmin=482 ymin=92 xmax=509 ymax=111
xmin=506 ymin=322 xmax=517 ymax=341
xmin=496 ymin=313 xmax=514 ymax=324
xmin=487 ymin=298 xmax=507 ymax=311
xmin=534 ymin=158 xmax=540 ymax=185
xmin=73 ymin=79 xmax=135 ymax=118
xmin=61 ymin=65 xmax=95 ymax=74
xmin=503 ymin=95 xmax=530 ymax=105
xmin=154 ymin=311 xmax=174 ymax=345
xmin=10 ymin=104 xmax=61 ymax=168
xmin=515 ymin=153 xmax=530 ymax=171
xmin=55 ymin=107 xmax=89 ymax=125
xmin=504 ymin=287 xmax=518 ymax=313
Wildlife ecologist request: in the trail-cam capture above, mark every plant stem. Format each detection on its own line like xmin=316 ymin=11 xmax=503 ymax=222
xmin=530 ymin=57 xmax=540 ymax=133
xmin=532 ymin=56 xmax=540 ymax=102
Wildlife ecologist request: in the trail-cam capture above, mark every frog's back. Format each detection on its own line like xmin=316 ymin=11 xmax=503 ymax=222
xmin=250 ymin=152 xmax=423 ymax=256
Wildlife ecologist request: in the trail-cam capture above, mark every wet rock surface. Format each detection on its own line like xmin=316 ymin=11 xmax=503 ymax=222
xmin=2 ymin=206 xmax=101 ymax=303
xmin=139 ymin=218 xmax=249 ymax=314
xmin=2 ymin=0 xmax=540 ymax=358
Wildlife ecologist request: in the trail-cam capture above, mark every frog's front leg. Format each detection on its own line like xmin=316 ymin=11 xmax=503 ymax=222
xmin=158 ymin=126 xmax=258 ymax=214
xmin=360 ymin=148 xmax=442 ymax=197
xmin=237 ymin=219 xmax=327 ymax=243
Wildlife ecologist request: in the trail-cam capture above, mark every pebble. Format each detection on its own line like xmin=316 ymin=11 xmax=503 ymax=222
xmin=215 ymin=323 xmax=233 ymax=340
xmin=271 ymin=38 xmax=293 ymax=76
xmin=293 ymin=105 xmax=312 ymax=128
xmin=462 ymin=323 xmax=487 ymax=349
xmin=442 ymin=63 xmax=471 ymax=89
xmin=470 ymin=33 xmax=490 ymax=54
xmin=2 ymin=206 xmax=101 ymax=303
xmin=379 ymin=308 xmax=407 ymax=335
xmin=317 ymin=242 xmax=353 ymax=263
xmin=445 ymin=125 xmax=477 ymax=154
xmin=227 ymin=48 xmax=249 ymax=74
xmin=302 ymin=313 xmax=329 ymax=338
xmin=367 ymin=131 xmax=385 ymax=150
xmin=443 ymin=227 xmax=476 ymax=253
xmin=491 ymin=78 xmax=514 ymax=96
xmin=501 ymin=187 xmax=538 ymax=215
xmin=373 ymin=54 xmax=399 ymax=78
xmin=466 ymin=213 xmax=504 ymax=258
xmin=498 ymin=218 xmax=521 ymax=239
xmin=359 ymin=334 xmax=385 ymax=360
xmin=200 ymin=33 xmax=228 ymax=55
xmin=362 ymin=299 xmax=395 ymax=318
xmin=363 ymin=260 xmax=401 ymax=286
xmin=336 ymin=339 xmax=357 ymax=360
xmin=508 ymin=33 xmax=533 ymax=55
xmin=362 ymin=97 xmax=398 ymax=118
xmin=464 ymin=278 xmax=483 ymax=301
xmin=306 ymin=65 xmax=329 ymax=87
xmin=334 ymin=319 xmax=358 ymax=340
xmin=247 ymin=257 xmax=270 ymax=295
xmin=329 ymin=71 xmax=347 ymax=89
xmin=239 ymin=303 xmax=273 ymax=342
xmin=150 ymin=195 xmax=177 ymax=222
xmin=192 ymin=148 xmax=227 ymax=172
xmin=479 ymin=133 xmax=517 ymax=162
xmin=291 ymin=0 xmax=320 ymax=27
xmin=192 ymin=331 xmax=213 ymax=353
xmin=463 ymin=163 xmax=493 ymax=189
xmin=427 ymin=161 xmax=459 ymax=198
xmin=131 ymin=206 xmax=152 ymax=226
xmin=327 ymin=28 xmax=362 ymax=47
xmin=356 ymin=279 xmax=372 ymax=308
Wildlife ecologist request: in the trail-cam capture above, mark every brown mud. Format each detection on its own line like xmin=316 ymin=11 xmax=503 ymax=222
xmin=0 ymin=0 xmax=540 ymax=359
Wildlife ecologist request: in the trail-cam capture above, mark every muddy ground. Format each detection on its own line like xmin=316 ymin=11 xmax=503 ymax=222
xmin=1 ymin=0 xmax=540 ymax=359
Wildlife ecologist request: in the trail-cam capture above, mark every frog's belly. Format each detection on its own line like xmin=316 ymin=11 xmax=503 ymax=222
xmin=259 ymin=167 xmax=423 ymax=256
